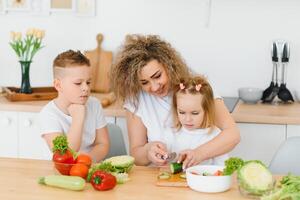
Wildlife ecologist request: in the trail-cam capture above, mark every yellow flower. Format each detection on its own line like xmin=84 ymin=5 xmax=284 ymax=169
xmin=40 ymin=30 xmax=45 ymax=39
xmin=15 ymin=32 xmax=22 ymax=41
xmin=26 ymin=28 xmax=35 ymax=36
xmin=35 ymin=30 xmax=45 ymax=39
xmin=10 ymin=31 xmax=16 ymax=41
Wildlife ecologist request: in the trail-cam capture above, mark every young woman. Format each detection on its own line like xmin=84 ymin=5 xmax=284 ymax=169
xmin=111 ymin=34 xmax=240 ymax=166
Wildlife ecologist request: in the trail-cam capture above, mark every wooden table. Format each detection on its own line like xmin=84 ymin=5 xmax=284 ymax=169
xmin=0 ymin=157 xmax=254 ymax=200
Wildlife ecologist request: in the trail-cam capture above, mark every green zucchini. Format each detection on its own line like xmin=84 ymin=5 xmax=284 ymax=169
xmin=170 ymin=163 xmax=183 ymax=174
xmin=38 ymin=175 xmax=86 ymax=191
xmin=158 ymin=172 xmax=171 ymax=180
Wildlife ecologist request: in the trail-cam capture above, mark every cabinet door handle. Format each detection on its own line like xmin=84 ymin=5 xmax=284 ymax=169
xmin=23 ymin=119 xmax=32 ymax=127
xmin=1 ymin=117 xmax=11 ymax=126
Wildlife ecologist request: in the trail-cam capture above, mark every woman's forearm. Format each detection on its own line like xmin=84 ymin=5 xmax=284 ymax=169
xmin=130 ymin=143 xmax=152 ymax=166
xmin=196 ymin=126 xmax=240 ymax=161
xmin=87 ymin=143 xmax=109 ymax=162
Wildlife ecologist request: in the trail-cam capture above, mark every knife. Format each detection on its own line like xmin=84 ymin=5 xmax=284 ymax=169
xmin=163 ymin=152 xmax=177 ymax=163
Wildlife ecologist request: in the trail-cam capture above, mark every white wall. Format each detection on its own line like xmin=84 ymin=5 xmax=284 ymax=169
xmin=1 ymin=0 xmax=300 ymax=97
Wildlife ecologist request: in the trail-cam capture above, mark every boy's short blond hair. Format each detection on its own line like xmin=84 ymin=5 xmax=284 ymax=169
xmin=53 ymin=50 xmax=90 ymax=78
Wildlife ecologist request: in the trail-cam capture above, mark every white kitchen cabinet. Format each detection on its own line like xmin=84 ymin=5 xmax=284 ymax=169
xmin=0 ymin=111 xmax=18 ymax=158
xmin=18 ymin=112 xmax=51 ymax=160
xmin=286 ymin=125 xmax=300 ymax=138
xmin=230 ymin=123 xmax=286 ymax=166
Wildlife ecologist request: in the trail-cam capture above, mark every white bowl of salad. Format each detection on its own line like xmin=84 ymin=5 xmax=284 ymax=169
xmin=186 ymin=165 xmax=232 ymax=193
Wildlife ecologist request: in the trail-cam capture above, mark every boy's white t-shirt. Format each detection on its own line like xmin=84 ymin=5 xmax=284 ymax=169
xmin=124 ymin=87 xmax=222 ymax=153
xmin=38 ymin=96 xmax=107 ymax=153
xmin=172 ymin=127 xmax=229 ymax=165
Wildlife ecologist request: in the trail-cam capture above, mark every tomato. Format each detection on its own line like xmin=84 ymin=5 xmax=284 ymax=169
xmin=70 ymin=163 xmax=89 ymax=179
xmin=76 ymin=154 xmax=92 ymax=167
xmin=53 ymin=150 xmax=76 ymax=175
xmin=52 ymin=150 xmax=76 ymax=164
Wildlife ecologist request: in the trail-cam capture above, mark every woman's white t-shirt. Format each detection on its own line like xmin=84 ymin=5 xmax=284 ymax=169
xmin=124 ymin=90 xmax=222 ymax=153
xmin=38 ymin=96 xmax=107 ymax=153
xmin=172 ymin=127 xmax=229 ymax=165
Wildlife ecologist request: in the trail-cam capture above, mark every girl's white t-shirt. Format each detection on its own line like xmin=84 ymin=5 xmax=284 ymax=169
xmin=38 ymin=96 xmax=107 ymax=153
xmin=124 ymin=88 xmax=222 ymax=154
xmin=172 ymin=127 xmax=229 ymax=165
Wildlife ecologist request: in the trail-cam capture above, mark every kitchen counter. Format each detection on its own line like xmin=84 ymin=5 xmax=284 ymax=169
xmin=1 ymin=93 xmax=300 ymax=124
xmin=0 ymin=157 xmax=261 ymax=200
xmin=0 ymin=93 xmax=126 ymax=117
xmin=232 ymin=100 xmax=300 ymax=125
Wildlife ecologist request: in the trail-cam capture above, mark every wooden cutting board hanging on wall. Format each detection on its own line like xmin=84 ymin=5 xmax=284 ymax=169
xmin=84 ymin=33 xmax=113 ymax=93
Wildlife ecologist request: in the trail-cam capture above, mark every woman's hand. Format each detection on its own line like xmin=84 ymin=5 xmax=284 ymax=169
xmin=177 ymin=149 xmax=201 ymax=169
xmin=147 ymin=141 xmax=168 ymax=166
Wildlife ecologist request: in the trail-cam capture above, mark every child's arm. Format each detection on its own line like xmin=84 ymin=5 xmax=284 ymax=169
xmin=65 ymin=104 xmax=86 ymax=151
xmin=86 ymin=126 xmax=110 ymax=162
xmin=177 ymin=149 xmax=198 ymax=169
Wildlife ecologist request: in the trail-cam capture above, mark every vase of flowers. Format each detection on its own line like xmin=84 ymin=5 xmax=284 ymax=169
xmin=10 ymin=28 xmax=45 ymax=94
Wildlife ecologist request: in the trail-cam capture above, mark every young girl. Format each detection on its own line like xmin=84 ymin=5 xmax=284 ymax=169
xmin=171 ymin=75 xmax=228 ymax=169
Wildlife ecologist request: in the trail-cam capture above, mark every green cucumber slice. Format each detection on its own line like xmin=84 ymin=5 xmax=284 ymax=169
xmin=170 ymin=163 xmax=183 ymax=174
xmin=158 ymin=172 xmax=171 ymax=179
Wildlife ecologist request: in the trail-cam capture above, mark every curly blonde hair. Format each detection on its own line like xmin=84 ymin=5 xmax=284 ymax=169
xmin=172 ymin=75 xmax=216 ymax=132
xmin=110 ymin=34 xmax=190 ymax=108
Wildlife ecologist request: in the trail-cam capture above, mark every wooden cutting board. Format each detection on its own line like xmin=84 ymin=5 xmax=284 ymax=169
xmin=84 ymin=33 xmax=113 ymax=93
xmin=156 ymin=166 xmax=188 ymax=187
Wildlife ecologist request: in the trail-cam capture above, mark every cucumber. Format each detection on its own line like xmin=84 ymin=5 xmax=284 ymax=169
xmin=38 ymin=175 xmax=86 ymax=191
xmin=158 ymin=172 xmax=171 ymax=180
xmin=179 ymin=173 xmax=186 ymax=179
xmin=170 ymin=163 xmax=183 ymax=174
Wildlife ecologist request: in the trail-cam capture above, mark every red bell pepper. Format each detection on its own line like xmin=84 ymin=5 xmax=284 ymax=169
xmin=91 ymin=171 xmax=117 ymax=191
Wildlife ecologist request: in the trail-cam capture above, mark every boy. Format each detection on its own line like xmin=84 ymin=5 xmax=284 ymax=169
xmin=39 ymin=50 xmax=110 ymax=162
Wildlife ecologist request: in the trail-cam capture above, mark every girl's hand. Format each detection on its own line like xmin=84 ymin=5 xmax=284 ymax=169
xmin=147 ymin=141 xmax=168 ymax=166
xmin=177 ymin=149 xmax=201 ymax=169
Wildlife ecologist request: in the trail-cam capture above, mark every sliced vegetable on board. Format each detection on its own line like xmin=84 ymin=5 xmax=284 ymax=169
xmin=158 ymin=172 xmax=171 ymax=180
xmin=38 ymin=175 xmax=86 ymax=191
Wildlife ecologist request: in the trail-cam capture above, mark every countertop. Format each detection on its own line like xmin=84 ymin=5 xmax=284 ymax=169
xmin=232 ymin=101 xmax=300 ymax=125
xmin=1 ymin=93 xmax=300 ymax=124
xmin=0 ymin=93 xmax=126 ymax=117
xmin=0 ymin=157 xmax=257 ymax=200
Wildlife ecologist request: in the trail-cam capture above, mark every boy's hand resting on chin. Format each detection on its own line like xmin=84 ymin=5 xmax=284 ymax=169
xmin=67 ymin=104 xmax=86 ymax=122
